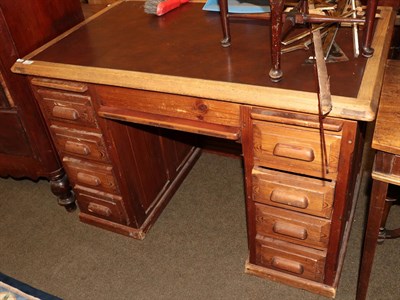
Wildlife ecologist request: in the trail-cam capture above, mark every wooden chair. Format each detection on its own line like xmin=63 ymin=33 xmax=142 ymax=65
xmin=356 ymin=59 xmax=400 ymax=300
xmin=217 ymin=0 xmax=378 ymax=81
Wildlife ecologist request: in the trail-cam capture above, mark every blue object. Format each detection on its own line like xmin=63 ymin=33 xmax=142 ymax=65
xmin=0 ymin=272 xmax=62 ymax=300
xmin=203 ymin=0 xmax=270 ymax=13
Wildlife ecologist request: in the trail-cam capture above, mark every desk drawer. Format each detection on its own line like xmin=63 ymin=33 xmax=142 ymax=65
xmin=373 ymin=152 xmax=400 ymax=182
xmin=255 ymin=236 xmax=326 ymax=282
xmin=252 ymin=121 xmax=342 ymax=180
xmin=255 ymin=203 xmax=330 ymax=249
xmin=51 ymin=125 xmax=109 ymax=162
xmin=75 ymin=187 xmax=128 ymax=225
xmin=252 ymin=167 xmax=335 ymax=218
xmin=35 ymin=88 xmax=98 ymax=128
xmin=63 ymin=157 xmax=119 ymax=194
xmin=95 ymin=85 xmax=241 ymax=140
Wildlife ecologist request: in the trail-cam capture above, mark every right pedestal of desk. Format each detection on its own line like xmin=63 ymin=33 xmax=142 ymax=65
xmin=241 ymin=106 xmax=362 ymax=298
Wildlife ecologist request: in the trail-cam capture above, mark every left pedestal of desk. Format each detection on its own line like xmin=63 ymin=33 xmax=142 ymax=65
xmin=30 ymin=77 xmax=200 ymax=239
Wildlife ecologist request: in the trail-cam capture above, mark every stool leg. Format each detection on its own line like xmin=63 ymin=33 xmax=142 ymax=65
xmin=218 ymin=0 xmax=231 ymax=47
xmin=361 ymin=0 xmax=378 ymax=57
xmin=269 ymin=0 xmax=284 ymax=82
xmin=356 ymin=179 xmax=389 ymax=300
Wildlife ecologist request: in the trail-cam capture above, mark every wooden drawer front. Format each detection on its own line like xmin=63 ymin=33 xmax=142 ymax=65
xmin=95 ymin=85 xmax=241 ymax=140
xmin=255 ymin=236 xmax=326 ymax=282
xmin=76 ymin=188 xmax=127 ymax=225
xmin=36 ymin=89 xmax=97 ymax=128
xmin=96 ymin=85 xmax=240 ymax=127
xmin=253 ymin=121 xmax=342 ymax=180
xmin=51 ymin=125 xmax=109 ymax=162
xmin=63 ymin=157 xmax=119 ymax=194
xmin=252 ymin=167 xmax=335 ymax=218
xmin=0 ymin=110 xmax=31 ymax=156
xmin=373 ymin=152 xmax=400 ymax=179
xmin=255 ymin=203 xmax=330 ymax=249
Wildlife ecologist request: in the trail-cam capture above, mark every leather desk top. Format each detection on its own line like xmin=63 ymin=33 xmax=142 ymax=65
xmin=12 ymin=1 xmax=396 ymax=121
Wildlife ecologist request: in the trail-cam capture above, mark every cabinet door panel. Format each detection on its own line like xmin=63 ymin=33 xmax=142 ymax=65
xmin=0 ymin=74 xmax=11 ymax=108
xmin=0 ymin=0 xmax=84 ymax=179
xmin=0 ymin=110 xmax=31 ymax=156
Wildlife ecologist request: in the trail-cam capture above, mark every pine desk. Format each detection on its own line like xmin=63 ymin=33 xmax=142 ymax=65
xmin=12 ymin=1 xmax=395 ymax=297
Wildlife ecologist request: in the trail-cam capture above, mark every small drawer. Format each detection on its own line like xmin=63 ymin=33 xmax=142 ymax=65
xmin=372 ymin=152 xmax=400 ymax=183
xmin=75 ymin=187 xmax=127 ymax=225
xmin=255 ymin=235 xmax=326 ymax=282
xmin=252 ymin=121 xmax=342 ymax=180
xmin=252 ymin=167 xmax=335 ymax=218
xmin=255 ymin=203 xmax=330 ymax=249
xmin=63 ymin=157 xmax=119 ymax=194
xmin=35 ymin=88 xmax=98 ymax=128
xmin=51 ymin=125 xmax=109 ymax=162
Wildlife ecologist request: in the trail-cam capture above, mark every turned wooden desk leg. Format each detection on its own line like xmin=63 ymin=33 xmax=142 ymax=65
xmin=361 ymin=0 xmax=378 ymax=57
xmin=218 ymin=0 xmax=231 ymax=47
xmin=50 ymin=169 xmax=76 ymax=212
xmin=356 ymin=179 xmax=389 ymax=300
xmin=269 ymin=0 xmax=284 ymax=82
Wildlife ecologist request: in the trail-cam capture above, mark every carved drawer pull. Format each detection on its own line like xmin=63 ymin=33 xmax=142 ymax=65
xmin=88 ymin=202 xmax=111 ymax=217
xmin=271 ymin=256 xmax=304 ymax=274
xmin=52 ymin=106 xmax=79 ymax=120
xmin=273 ymin=143 xmax=315 ymax=162
xmin=272 ymin=221 xmax=308 ymax=240
xmin=77 ymin=172 xmax=101 ymax=187
xmin=270 ymin=189 xmax=309 ymax=209
xmin=65 ymin=141 xmax=91 ymax=156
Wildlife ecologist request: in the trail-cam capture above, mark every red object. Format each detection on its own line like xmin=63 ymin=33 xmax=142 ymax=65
xmin=156 ymin=0 xmax=189 ymax=16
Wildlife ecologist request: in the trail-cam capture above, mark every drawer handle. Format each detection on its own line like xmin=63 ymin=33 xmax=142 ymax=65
xmin=52 ymin=106 xmax=79 ymax=120
xmin=88 ymin=202 xmax=111 ymax=217
xmin=77 ymin=172 xmax=101 ymax=187
xmin=271 ymin=256 xmax=304 ymax=274
xmin=273 ymin=143 xmax=315 ymax=162
xmin=65 ymin=141 xmax=91 ymax=156
xmin=272 ymin=221 xmax=308 ymax=240
xmin=270 ymin=189 xmax=309 ymax=209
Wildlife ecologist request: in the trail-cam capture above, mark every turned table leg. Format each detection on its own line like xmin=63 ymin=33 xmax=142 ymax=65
xmin=49 ymin=169 xmax=76 ymax=212
xmin=361 ymin=0 xmax=378 ymax=57
xmin=356 ymin=179 xmax=389 ymax=300
xmin=269 ymin=0 xmax=284 ymax=81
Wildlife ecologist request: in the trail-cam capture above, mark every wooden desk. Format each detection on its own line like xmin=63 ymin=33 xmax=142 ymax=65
xmin=11 ymin=1 xmax=395 ymax=297
xmin=356 ymin=59 xmax=400 ymax=300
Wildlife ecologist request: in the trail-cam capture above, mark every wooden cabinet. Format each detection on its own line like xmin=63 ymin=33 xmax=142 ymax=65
xmin=0 ymin=0 xmax=84 ymax=207
xmin=31 ymin=77 xmax=200 ymax=238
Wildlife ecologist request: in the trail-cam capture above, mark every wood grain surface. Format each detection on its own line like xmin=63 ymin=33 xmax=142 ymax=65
xmin=372 ymin=60 xmax=400 ymax=154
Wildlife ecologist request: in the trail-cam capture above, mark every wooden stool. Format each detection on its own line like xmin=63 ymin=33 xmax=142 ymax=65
xmin=356 ymin=59 xmax=400 ymax=300
xmin=217 ymin=0 xmax=378 ymax=81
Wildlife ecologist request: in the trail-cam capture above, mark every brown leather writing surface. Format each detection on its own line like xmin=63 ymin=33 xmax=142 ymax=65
xmin=32 ymin=2 xmax=366 ymax=98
